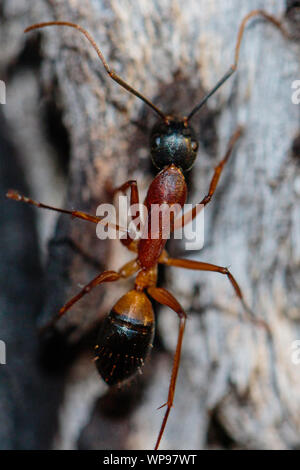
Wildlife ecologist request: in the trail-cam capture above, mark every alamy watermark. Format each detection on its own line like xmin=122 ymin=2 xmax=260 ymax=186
xmin=291 ymin=340 xmax=300 ymax=365
xmin=95 ymin=197 xmax=205 ymax=251
xmin=0 ymin=340 xmax=6 ymax=365
xmin=0 ymin=80 xmax=6 ymax=104
xmin=291 ymin=80 xmax=300 ymax=104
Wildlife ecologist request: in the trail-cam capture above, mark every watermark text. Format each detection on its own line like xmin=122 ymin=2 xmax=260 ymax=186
xmin=0 ymin=80 xmax=6 ymax=104
xmin=292 ymin=80 xmax=300 ymax=104
xmin=96 ymin=198 xmax=205 ymax=251
xmin=291 ymin=340 xmax=300 ymax=365
xmin=0 ymin=340 xmax=6 ymax=365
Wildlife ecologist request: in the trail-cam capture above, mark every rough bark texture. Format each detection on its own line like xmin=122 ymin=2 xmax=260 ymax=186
xmin=0 ymin=0 xmax=300 ymax=450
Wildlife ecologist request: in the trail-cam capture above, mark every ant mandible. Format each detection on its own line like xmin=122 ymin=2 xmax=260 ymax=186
xmin=6 ymin=10 xmax=290 ymax=450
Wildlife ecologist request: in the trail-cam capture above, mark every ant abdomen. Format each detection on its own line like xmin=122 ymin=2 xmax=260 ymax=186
xmin=95 ymin=290 xmax=155 ymax=385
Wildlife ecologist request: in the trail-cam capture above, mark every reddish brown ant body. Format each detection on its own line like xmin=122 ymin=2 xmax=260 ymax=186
xmin=6 ymin=11 xmax=290 ymax=449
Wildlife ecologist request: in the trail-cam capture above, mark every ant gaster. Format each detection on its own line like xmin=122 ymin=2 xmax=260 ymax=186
xmin=7 ymin=10 xmax=290 ymax=449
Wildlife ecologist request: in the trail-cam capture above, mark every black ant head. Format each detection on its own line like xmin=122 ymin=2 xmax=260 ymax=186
xmin=150 ymin=116 xmax=199 ymax=172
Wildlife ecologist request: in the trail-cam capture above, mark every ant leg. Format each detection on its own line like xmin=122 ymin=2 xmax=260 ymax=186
xmin=110 ymin=180 xmax=141 ymax=248
xmin=198 ymin=126 xmax=243 ymax=207
xmin=6 ymin=190 xmax=127 ymax=234
xmin=159 ymin=254 xmax=269 ymax=332
xmin=188 ymin=10 xmax=290 ymax=119
xmin=112 ymin=180 xmax=139 ymax=206
xmin=174 ymin=127 xmax=243 ymax=230
xmin=42 ymin=258 xmax=139 ymax=331
xmin=147 ymin=287 xmax=187 ymax=450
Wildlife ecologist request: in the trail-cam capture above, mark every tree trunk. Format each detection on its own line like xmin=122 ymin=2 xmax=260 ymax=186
xmin=1 ymin=0 xmax=300 ymax=450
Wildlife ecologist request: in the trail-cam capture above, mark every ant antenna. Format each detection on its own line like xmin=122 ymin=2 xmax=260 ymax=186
xmin=187 ymin=10 xmax=289 ymax=121
xmin=25 ymin=21 xmax=167 ymax=121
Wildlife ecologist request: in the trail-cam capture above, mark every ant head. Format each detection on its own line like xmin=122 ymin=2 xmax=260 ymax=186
xmin=150 ymin=116 xmax=199 ymax=172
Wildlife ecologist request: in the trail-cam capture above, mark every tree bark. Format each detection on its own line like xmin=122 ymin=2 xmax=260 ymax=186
xmin=1 ymin=0 xmax=300 ymax=450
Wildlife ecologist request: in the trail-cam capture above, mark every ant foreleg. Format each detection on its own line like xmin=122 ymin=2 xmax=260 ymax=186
xmin=147 ymin=287 xmax=187 ymax=450
xmin=111 ymin=180 xmax=139 ymax=206
xmin=174 ymin=126 xmax=243 ymax=230
xmin=109 ymin=179 xmax=141 ymax=247
xmin=159 ymin=254 xmax=270 ymax=333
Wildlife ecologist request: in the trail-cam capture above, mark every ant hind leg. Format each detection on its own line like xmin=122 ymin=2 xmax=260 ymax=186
xmin=41 ymin=258 xmax=139 ymax=333
xmin=147 ymin=286 xmax=187 ymax=450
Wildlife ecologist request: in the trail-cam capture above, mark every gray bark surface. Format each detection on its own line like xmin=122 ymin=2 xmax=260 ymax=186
xmin=0 ymin=0 xmax=299 ymax=450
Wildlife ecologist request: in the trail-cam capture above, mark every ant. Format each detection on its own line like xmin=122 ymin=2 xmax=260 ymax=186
xmin=6 ymin=10 xmax=291 ymax=450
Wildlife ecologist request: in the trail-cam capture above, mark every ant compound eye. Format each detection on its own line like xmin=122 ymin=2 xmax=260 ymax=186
xmin=191 ymin=141 xmax=198 ymax=152
xmin=154 ymin=136 xmax=161 ymax=148
xmin=151 ymin=135 xmax=163 ymax=157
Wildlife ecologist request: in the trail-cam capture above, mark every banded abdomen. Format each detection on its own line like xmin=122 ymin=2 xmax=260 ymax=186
xmin=95 ymin=290 xmax=154 ymax=386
